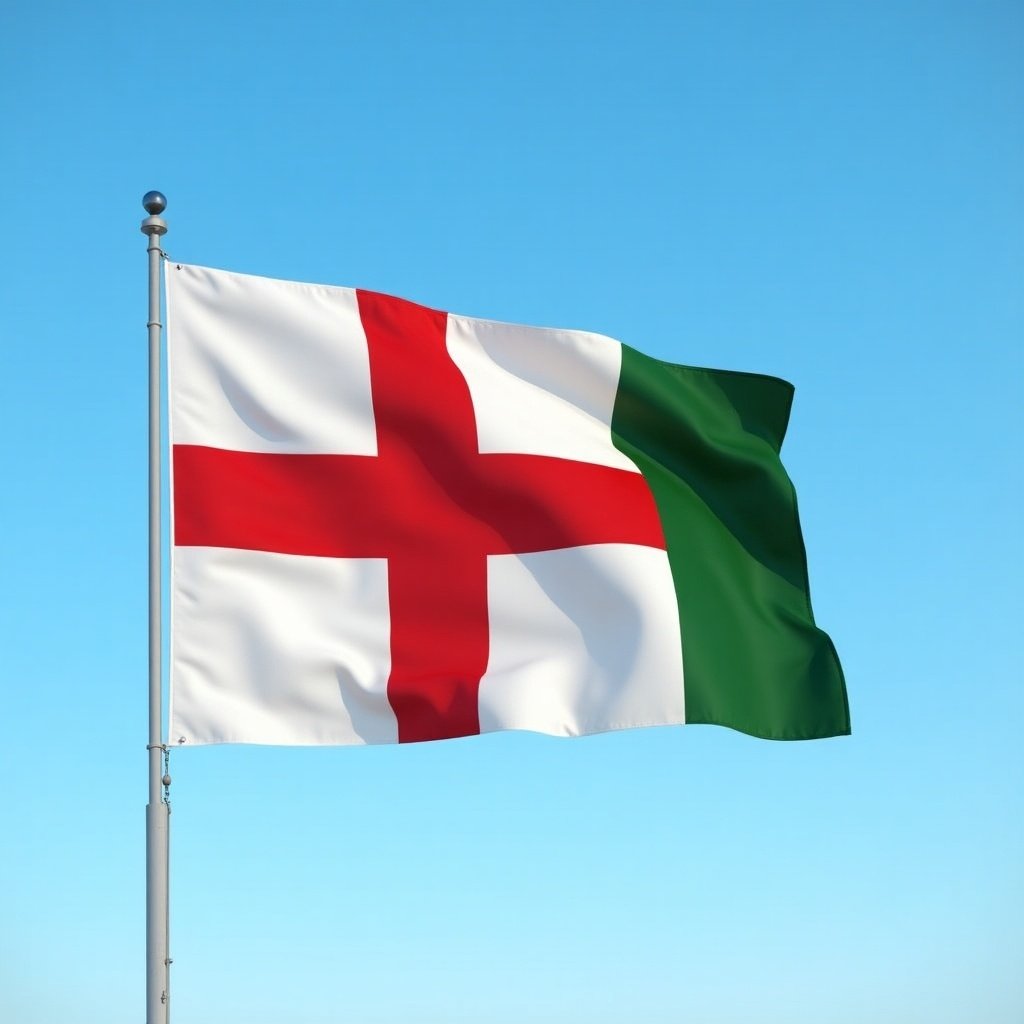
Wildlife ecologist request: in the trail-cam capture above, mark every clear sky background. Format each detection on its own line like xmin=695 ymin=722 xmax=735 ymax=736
xmin=1 ymin=2 xmax=1021 ymax=1022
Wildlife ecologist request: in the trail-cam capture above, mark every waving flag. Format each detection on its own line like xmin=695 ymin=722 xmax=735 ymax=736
xmin=166 ymin=263 xmax=847 ymax=746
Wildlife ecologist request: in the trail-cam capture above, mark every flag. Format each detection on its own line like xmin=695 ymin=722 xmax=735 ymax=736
xmin=166 ymin=263 xmax=848 ymax=746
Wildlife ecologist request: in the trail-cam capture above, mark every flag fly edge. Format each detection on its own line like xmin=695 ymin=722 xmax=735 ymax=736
xmin=610 ymin=344 xmax=849 ymax=740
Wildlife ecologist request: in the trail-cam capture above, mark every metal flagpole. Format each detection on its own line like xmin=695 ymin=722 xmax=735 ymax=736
xmin=141 ymin=190 xmax=170 ymax=1024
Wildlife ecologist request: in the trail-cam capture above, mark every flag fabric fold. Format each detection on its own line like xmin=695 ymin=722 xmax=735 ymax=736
xmin=166 ymin=263 xmax=848 ymax=747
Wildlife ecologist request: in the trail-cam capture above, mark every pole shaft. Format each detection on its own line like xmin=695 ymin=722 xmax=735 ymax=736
xmin=147 ymin=800 xmax=169 ymax=1021
xmin=144 ymin=210 xmax=169 ymax=1024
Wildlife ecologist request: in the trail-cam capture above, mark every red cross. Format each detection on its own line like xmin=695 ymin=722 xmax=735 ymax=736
xmin=174 ymin=291 xmax=666 ymax=743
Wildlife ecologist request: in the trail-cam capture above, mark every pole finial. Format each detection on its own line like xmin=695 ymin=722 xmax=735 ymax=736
xmin=143 ymin=190 xmax=167 ymax=216
xmin=141 ymin=190 xmax=168 ymax=238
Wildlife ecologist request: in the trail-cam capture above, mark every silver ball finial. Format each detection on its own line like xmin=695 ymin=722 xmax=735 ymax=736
xmin=143 ymin=190 xmax=167 ymax=216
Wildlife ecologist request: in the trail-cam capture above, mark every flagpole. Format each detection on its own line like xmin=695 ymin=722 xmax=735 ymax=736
xmin=141 ymin=190 xmax=170 ymax=1024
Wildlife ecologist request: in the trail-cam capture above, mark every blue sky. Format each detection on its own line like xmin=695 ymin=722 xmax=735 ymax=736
xmin=1 ymin=2 xmax=1021 ymax=1021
